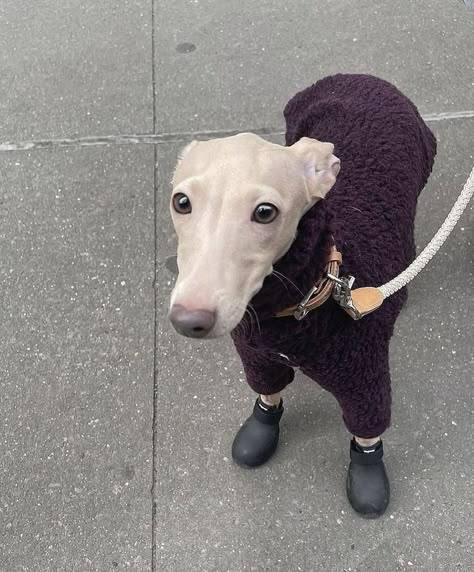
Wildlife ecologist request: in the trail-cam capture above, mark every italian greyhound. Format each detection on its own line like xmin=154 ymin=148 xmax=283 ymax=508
xmin=167 ymin=74 xmax=437 ymax=517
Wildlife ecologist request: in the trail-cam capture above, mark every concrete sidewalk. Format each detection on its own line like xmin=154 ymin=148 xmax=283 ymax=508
xmin=1 ymin=1 xmax=473 ymax=571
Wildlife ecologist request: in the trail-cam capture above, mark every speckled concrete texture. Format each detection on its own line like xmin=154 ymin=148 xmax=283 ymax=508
xmin=154 ymin=0 xmax=474 ymax=133
xmin=1 ymin=0 xmax=473 ymax=571
xmin=0 ymin=147 xmax=155 ymax=570
xmin=0 ymin=1 xmax=152 ymax=140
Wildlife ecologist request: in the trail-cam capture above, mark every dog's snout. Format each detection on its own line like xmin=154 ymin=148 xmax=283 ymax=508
xmin=169 ymin=304 xmax=216 ymax=338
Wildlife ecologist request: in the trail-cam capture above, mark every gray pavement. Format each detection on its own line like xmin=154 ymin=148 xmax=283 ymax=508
xmin=1 ymin=1 xmax=473 ymax=571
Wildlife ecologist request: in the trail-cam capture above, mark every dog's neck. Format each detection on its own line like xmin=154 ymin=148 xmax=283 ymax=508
xmin=250 ymin=200 xmax=336 ymax=319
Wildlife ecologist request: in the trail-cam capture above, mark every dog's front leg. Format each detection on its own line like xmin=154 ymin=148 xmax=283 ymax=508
xmin=230 ymin=337 xmax=293 ymax=467
xmin=355 ymin=436 xmax=381 ymax=447
xmin=231 ymin=387 xmax=285 ymax=468
xmin=323 ymin=328 xmax=392 ymax=518
xmin=259 ymin=392 xmax=282 ymax=407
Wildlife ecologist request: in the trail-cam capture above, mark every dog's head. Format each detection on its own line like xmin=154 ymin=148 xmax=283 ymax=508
xmin=168 ymin=133 xmax=339 ymax=338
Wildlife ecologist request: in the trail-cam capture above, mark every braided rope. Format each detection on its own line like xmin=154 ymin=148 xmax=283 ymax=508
xmin=379 ymin=166 xmax=474 ymax=298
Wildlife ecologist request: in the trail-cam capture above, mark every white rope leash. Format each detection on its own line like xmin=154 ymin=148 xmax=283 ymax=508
xmin=378 ymin=166 xmax=474 ymax=298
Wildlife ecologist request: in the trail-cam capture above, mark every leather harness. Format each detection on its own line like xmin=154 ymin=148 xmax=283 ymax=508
xmin=274 ymin=245 xmax=384 ymax=321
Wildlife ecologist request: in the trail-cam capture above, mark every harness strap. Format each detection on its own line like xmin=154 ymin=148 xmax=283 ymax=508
xmin=274 ymin=246 xmax=342 ymax=319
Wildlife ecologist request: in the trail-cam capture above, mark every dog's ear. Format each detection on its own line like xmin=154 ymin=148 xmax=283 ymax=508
xmin=172 ymin=140 xmax=199 ymax=185
xmin=290 ymin=137 xmax=340 ymax=199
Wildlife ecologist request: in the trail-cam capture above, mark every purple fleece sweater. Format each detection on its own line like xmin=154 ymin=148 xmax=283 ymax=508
xmin=231 ymin=74 xmax=437 ymax=438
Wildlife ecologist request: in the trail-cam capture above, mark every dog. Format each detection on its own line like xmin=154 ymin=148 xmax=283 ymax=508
xmin=168 ymin=74 xmax=437 ymax=518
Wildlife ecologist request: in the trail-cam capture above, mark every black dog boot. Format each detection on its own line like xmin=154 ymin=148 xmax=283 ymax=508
xmin=346 ymin=438 xmax=390 ymax=518
xmin=232 ymin=397 xmax=283 ymax=468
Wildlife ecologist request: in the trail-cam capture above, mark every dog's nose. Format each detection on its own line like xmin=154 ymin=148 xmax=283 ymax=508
xmin=169 ymin=305 xmax=216 ymax=338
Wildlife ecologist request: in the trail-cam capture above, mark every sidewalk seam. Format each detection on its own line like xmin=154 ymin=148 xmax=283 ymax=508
xmin=151 ymin=0 xmax=158 ymax=570
xmin=1 ymin=112 xmax=473 ymax=153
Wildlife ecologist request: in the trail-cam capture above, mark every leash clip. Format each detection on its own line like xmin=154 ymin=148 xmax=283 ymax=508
xmin=293 ymin=284 xmax=320 ymax=321
xmin=327 ymin=273 xmax=362 ymax=319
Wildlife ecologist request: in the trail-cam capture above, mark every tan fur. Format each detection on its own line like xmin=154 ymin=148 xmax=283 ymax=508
xmin=169 ymin=132 xmax=339 ymax=338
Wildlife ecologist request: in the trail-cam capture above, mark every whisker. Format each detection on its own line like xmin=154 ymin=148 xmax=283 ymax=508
xmin=272 ymin=270 xmax=304 ymax=296
xmin=240 ymin=310 xmax=251 ymax=337
xmin=246 ymin=312 xmax=254 ymax=337
xmin=271 ymin=271 xmax=290 ymax=294
xmin=234 ymin=321 xmax=245 ymax=337
xmin=242 ymin=309 xmax=251 ymax=338
xmin=247 ymin=304 xmax=261 ymax=336
xmin=246 ymin=308 xmax=255 ymax=338
xmin=239 ymin=315 xmax=247 ymax=338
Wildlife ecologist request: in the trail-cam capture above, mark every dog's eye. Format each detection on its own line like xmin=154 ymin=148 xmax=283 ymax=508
xmin=172 ymin=193 xmax=192 ymax=214
xmin=252 ymin=203 xmax=279 ymax=224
